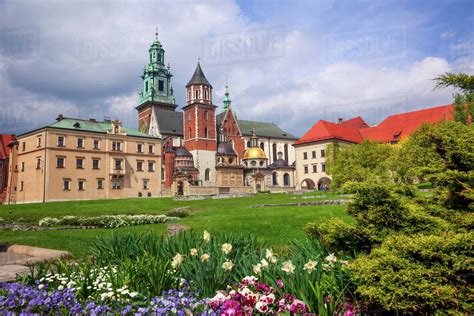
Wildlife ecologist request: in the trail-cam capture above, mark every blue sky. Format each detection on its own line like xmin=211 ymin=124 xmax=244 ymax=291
xmin=0 ymin=0 xmax=472 ymax=136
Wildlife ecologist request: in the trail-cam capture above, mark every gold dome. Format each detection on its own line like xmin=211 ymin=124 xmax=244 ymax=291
xmin=243 ymin=147 xmax=267 ymax=160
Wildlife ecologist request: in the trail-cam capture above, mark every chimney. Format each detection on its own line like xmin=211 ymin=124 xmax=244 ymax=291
xmin=338 ymin=118 xmax=343 ymax=124
xmin=56 ymin=114 xmax=64 ymax=121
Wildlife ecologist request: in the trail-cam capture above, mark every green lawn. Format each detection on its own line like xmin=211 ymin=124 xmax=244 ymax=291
xmin=0 ymin=192 xmax=353 ymax=257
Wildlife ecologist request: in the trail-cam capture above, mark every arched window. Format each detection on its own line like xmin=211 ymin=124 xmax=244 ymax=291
xmin=260 ymin=142 xmax=265 ymax=151
xmin=205 ymin=168 xmax=211 ymax=181
xmin=204 ymin=127 xmax=208 ymax=138
xmin=195 ymin=90 xmax=199 ymax=99
xmin=272 ymin=172 xmax=278 ymax=185
xmin=205 ymin=111 xmax=208 ymax=121
xmin=284 ymin=144 xmax=289 ymax=162
xmin=204 ymin=90 xmax=208 ymax=100
xmin=272 ymin=143 xmax=277 ymax=161
xmin=247 ymin=141 xmax=251 ymax=148
xmin=188 ymin=127 xmax=192 ymax=139
xmin=284 ymin=173 xmax=290 ymax=186
xmin=161 ymin=167 xmax=165 ymax=181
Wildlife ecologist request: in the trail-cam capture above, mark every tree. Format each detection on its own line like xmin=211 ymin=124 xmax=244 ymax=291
xmin=326 ymin=141 xmax=396 ymax=189
xmin=434 ymin=72 xmax=474 ymax=125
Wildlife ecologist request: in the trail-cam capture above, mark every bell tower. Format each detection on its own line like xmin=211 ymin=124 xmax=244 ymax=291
xmin=183 ymin=61 xmax=217 ymax=185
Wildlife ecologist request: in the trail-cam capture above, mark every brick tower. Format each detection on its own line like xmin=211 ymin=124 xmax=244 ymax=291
xmin=183 ymin=61 xmax=217 ymax=185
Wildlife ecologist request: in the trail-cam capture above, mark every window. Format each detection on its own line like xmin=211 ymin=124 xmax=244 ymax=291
xmin=195 ymin=90 xmax=199 ymax=99
xmin=260 ymin=142 xmax=265 ymax=151
xmin=63 ymin=179 xmax=70 ymax=190
xmin=158 ymin=80 xmax=164 ymax=92
xmin=272 ymin=172 xmax=278 ymax=185
xmin=93 ymin=139 xmax=100 ymax=149
xmin=303 ymin=152 xmax=308 ymax=160
xmin=92 ymin=159 xmax=100 ymax=169
xmin=204 ymin=127 xmax=208 ymax=138
xmin=284 ymin=144 xmax=289 ymax=162
xmin=36 ymin=158 xmax=41 ymax=169
xmin=205 ymin=111 xmax=208 ymax=121
xmin=321 ymin=163 xmax=326 ymax=172
xmin=283 ymin=173 xmax=290 ymax=186
xmin=137 ymin=143 xmax=143 ymax=153
xmin=205 ymin=168 xmax=211 ymax=181
xmin=77 ymin=138 xmax=84 ymax=148
xmin=57 ymin=136 xmax=65 ymax=147
xmin=20 ymin=181 xmax=24 ymax=191
xmin=57 ymin=157 xmax=65 ymax=168
xmin=37 ymin=137 xmax=42 ymax=147
xmin=247 ymin=141 xmax=251 ymax=148
xmin=204 ymin=90 xmax=208 ymax=100
xmin=188 ymin=127 xmax=192 ymax=138
xmin=78 ymin=180 xmax=85 ymax=191
xmin=115 ymin=159 xmax=122 ymax=170
xmin=161 ymin=167 xmax=165 ymax=181
xmin=188 ymin=113 xmax=191 ymax=121
xmin=312 ymin=151 xmax=316 ymax=159
xmin=148 ymin=144 xmax=154 ymax=154
xmin=321 ymin=149 xmax=326 ymax=158
xmin=312 ymin=165 xmax=317 ymax=173
xmin=304 ymin=166 xmax=308 ymax=174
xmin=76 ymin=158 xmax=84 ymax=169
xmin=188 ymin=91 xmax=191 ymax=100
xmin=112 ymin=179 xmax=121 ymax=190
xmin=21 ymin=162 xmax=25 ymax=172
xmin=272 ymin=143 xmax=277 ymax=161
xmin=145 ymin=81 xmax=148 ymax=92
xmin=112 ymin=142 xmax=121 ymax=151
xmin=22 ymin=142 xmax=25 ymax=152
xmin=137 ymin=161 xmax=143 ymax=171
xmin=148 ymin=161 xmax=154 ymax=172
xmin=143 ymin=179 xmax=149 ymax=189
xmin=97 ymin=179 xmax=103 ymax=189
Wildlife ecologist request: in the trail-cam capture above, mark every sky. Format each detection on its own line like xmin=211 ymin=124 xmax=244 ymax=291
xmin=0 ymin=0 xmax=473 ymax=137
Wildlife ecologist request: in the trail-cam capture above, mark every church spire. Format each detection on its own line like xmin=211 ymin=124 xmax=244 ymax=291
xmin=223 ymin=82 xmax=231 ymax=111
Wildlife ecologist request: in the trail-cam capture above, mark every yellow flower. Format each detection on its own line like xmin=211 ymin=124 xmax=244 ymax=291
xmin=222 ymin=260 xmax=234 ymax=271
xmin=200 ymin=253 xmax=210 ymax=262
xmin=281 ymin=260 xmax=295 ymax=274
xmin=324 ymin=253 xmax=337 ymax=263
xmin=322 ymin=263 xmax=331 ymax=271
xmin=190 ymin=248 xmax=198 ymax=256
xmin=260 ymin=259 xmax=269 ymax=269
xmin=171 ymin=253 xmax=184 ymax=268
xmin=265 ymin=248 xmax=275 ymax=259
xmin=340 ymin=260 xmax=349 ymax=267
xmin=203 ymin=230 xmax=211 ymax=242
xmin=221 ymin=243 xmax=232 ymax=254
xmin=253 ymin=263 xmax=262 ymax=275
xmin=303 ymin=260 xmax=317 ymax=273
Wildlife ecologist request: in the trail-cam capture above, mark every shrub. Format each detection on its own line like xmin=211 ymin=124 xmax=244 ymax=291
xmin=38 ymin=214 xmax=177 ymax=228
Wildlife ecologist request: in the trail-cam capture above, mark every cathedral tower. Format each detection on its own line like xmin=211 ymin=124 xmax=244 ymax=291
xmin=183 ymin=61 xmax=217 ymax=185
xmin=136 ymin=30 xmax=180 ymax=139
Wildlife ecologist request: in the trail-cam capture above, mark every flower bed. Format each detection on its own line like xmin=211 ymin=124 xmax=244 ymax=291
xmin=38 ymin=214 xmax=178 ymax=228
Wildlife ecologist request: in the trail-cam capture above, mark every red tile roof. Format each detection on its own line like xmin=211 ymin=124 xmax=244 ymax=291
xmin=359 ymin=104 xmax=454 ymax=142
xmin=294 ymin=120 xmax=363 ymax=145
xmin=0 ymin=134 xmax=15 ymax=159
xmin=296 ymin=104 xmax=454 ymax=146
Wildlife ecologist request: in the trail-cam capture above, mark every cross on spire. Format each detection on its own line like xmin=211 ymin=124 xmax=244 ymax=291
xmin=155 ymin=27 xmax=158 ymax=40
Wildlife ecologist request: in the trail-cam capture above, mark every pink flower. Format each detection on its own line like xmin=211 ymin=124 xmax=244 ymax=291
xmin=289 ymin=299 xmax=307 ymax=314
xmin=255 ymin=301 xmax=269 ymax=313
xmin=276 ymin=279 xmax=284 ymax=289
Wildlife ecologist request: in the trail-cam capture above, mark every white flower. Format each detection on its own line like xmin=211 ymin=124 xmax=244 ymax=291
xmin=190 ymin=248 xmax=198 ymax=256
xmin=324 ymin=253 xmax=337 ymax=263
xmin=129 ymin=292 xmax=138 ymax=298
xmin=322 ymin=263 xmax=331 ymax=271
xmin=303 ymin=260 xmax=318 ymax=273
xmin=222 ymin=260 xmax=234 ymax=271
xmin=58 ymin=285 xmax=64 ymax=291
xmin=265 ymin=248 xmax=275 ymax=260
xmin=242 ymin=276 xmax=258 ymax=285
xmin=38 ymin=284 xmax=44 ymax=290
xmin=253 ymin=263 xmax=262 ymax=275
xmin=171 ymin=253 xmax=184 ymax=268
xmin=203 ymin=230 xmax=211 ymax=242
xmin=281 ymin=260 xmax=295 ymax=274
xmin=221 ymin=243 xmax=232 ymax=255
xmin=200 ymin=253 xmax=210 ymax=262
xmin=340 ymin=260 xmax=349 ymax=267
xmin=260 ymin=259 xmax=269 ymax=269
xmin=255 ymin=301 xmax=269 ymax=313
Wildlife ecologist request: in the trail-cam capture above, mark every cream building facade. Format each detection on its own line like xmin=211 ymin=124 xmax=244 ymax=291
xmin=6 ymin=116 xmax=161 ymax=204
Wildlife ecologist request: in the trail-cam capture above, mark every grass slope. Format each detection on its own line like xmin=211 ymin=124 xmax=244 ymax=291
xmin=0 ymin=192 xmax=352 ymax=257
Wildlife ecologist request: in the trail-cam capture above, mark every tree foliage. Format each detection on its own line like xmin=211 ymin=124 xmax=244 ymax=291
xmin=433 ymin=72 xmax=474 ymax=94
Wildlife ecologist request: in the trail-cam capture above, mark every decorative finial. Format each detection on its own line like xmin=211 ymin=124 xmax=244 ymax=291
xmin=155 ymin=27 xmax=158 ymax=40
xmin=198 ymin=57 xmax=201 ymax=63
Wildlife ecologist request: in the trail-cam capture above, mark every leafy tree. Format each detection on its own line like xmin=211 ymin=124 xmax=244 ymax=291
xmin=326 ymin=141 xmax=396 ymax=189
xmin=434 ymin=72 xmax=474 ymax=125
